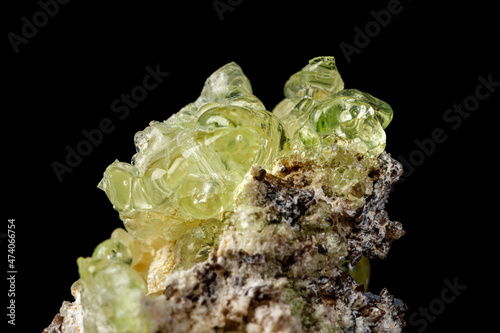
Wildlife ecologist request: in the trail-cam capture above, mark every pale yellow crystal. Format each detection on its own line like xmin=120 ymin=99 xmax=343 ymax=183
xmin=98 ymin=63 xmax=289 ymax=241
xmin=77 ymin=238 xmax=149 ymax=333
xmin=110 ymin=227 xmax=170 ymax=281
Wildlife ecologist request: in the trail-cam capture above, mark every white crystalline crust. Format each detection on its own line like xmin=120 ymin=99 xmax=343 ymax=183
xmin=60 ymin=284 xmax=84 ymax=333
xmin=44 ymin=283 xmax=84 ymax=333
xmin=44 ymin=151 xmax=406 ymax=333
xmin=44 ymin=56 xmax=406 ymax=333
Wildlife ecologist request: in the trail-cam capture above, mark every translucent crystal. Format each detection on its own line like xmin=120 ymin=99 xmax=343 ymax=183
xmin=339 ymin=256 xmax=371 ymax=291
xmin=54 ymin=57 xmax=407 ymax=333
xmin=93 ymin=57 xmax=392 ymax=281
xmin=110 ymin=227 xmax=171 ymax=281
xmin=274 ymin=56 xmax=344 ymax=119
xmin=310 ymin=89 xmax=393 ymax=155
xmin=326 ymin=141 xmax=375 ymax=207
xmin=77 ymin=239 xmax=149 ymax=333
xmin=274 ymin=57 xmax=393 ymax=156
xmin=174 ymin=218 xmax=223 ymax=268
xmin=92 ymin=239 xmax=132 ymax=265
xmin=284 ymin=56 xmax=344 ymax=101
xmin=98 ymin=63 xmax=289 ymax=240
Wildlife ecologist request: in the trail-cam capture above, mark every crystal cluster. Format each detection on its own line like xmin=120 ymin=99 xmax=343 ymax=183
xmin=275 ymin=57 xmax=392 ymax=156
xmin=45 ymin=57 xmax=406 ymax=333
xmin=98 ymin=62 xmax=288 ymax=241
xmin=77 ymin=240 xmax=149 ymax=333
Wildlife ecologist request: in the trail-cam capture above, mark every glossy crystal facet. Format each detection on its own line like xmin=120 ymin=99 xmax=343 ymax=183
xmin=68 ymin=57 xmax=402 ymax=333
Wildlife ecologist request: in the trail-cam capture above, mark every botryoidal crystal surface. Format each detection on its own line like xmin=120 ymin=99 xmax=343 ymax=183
xmin=44 ymin=57 xmax=406 ymax=333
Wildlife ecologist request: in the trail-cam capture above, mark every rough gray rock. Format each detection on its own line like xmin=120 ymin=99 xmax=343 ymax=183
xmin=44 ymin=149 xmax=406 ymax=333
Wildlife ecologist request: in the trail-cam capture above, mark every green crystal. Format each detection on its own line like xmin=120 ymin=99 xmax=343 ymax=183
xmin=68 ymin=57 xmax=405 ymax=333
xmin=174 ymin=218 xmax=223 ymax=268
xmin=339 ymin=256 xmax=371 ymax=291
xmin=283 ymin=56 xmax=345 ymax=102
xmin=98 ymin=62 xmax=289 ymax=241
xmin=77 ymin=239 xmax=149 ymax=333
xmin=98 ymin=56 xmax=392 ymax=244
xmin=309 ymin=89 xmax=393 ymax=155
xmin=91 ymin=55 xmax=394 ymax=295
xmin=274 ymin=57 xmax=393 ymax=156
xmin=325 ymin=141 xmax=375 ymax=207
xmin=92 ymin=239 xmax=133 ymax=265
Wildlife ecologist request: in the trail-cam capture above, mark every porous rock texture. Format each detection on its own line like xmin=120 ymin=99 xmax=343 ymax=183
xmin=44 ymin=149 xmax=406 ymax=332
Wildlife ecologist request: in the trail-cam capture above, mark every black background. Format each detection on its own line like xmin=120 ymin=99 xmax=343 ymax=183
xmin=4 ymin=0 xmax=499 ymax=332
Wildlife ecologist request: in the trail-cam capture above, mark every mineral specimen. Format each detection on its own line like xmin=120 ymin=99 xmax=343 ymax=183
xmin=97 ymin=62 xmax=288 ymax=241
xmin=44 ymin=56 xmax=406 ymax=333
